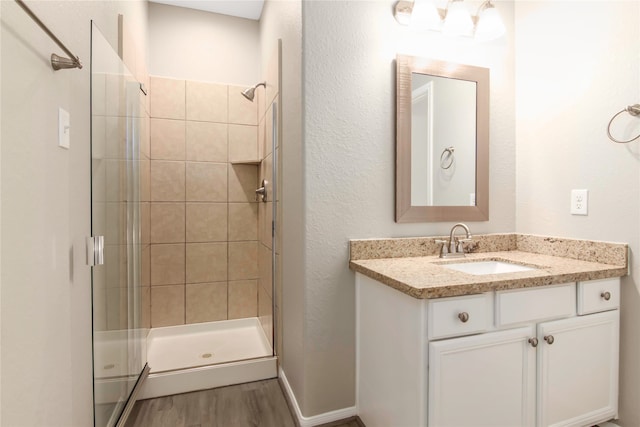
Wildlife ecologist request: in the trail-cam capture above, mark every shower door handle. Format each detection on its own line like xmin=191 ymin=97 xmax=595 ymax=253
xmin=86 ymin=235 xmax=104 ymax=266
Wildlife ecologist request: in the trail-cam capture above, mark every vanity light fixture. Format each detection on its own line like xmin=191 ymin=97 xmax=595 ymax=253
xmin=394 ymin=0 xmax=506 ymax=41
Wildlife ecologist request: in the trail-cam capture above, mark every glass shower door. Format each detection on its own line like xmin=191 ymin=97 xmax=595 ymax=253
xmin=91 ymin=22 xmax=146 ymax=427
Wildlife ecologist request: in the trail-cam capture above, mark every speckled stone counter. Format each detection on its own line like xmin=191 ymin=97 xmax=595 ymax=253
xmin=349 ymin=234 xmax=628 ymax=299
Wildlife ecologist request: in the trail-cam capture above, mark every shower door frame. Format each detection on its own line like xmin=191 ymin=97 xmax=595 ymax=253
xmin=90 ymin=21 xmax=148 ymax=427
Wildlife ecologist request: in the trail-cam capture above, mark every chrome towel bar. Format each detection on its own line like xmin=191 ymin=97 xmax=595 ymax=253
xmin=14 ymin=0 xmax=82 ymax=70
xmin=607 ymin=104 xmax=640 ymax=144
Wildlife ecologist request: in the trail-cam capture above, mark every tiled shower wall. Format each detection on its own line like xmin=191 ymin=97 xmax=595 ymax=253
xmin=144 ymin=76 xmax=261 ymax=328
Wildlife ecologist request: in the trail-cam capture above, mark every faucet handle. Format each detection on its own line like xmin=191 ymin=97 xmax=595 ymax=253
xmin=457 ymin=238 xmax=472 ymax=253
xmin=435 ymin=240 xmax=449 ymax=257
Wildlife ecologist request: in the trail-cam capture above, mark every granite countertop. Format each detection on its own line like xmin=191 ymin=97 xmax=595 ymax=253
xmin=349 ymin=234 xmax=628 ymax=299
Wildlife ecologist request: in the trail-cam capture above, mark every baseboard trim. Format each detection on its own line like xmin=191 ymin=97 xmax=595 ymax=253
xmin=279 ymin=368 xmax=357 ymax=427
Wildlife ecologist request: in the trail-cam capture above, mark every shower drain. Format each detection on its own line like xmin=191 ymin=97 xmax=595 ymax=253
xmin=201 ymin=353 xmax=213 ymax=359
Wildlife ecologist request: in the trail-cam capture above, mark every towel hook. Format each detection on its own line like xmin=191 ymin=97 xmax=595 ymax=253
xmin=607 ymin=104 xmax=640 ymax=144
xmin=440 ymin=146 xmax=455 ymax=169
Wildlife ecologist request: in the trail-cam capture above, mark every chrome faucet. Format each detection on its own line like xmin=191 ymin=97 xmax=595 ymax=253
xmin=437 ymin=223 xmax=473 ymax=258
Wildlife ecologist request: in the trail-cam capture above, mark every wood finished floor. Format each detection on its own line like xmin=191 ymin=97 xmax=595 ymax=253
xmin=126 ymin=379 xmax=362 ymax=427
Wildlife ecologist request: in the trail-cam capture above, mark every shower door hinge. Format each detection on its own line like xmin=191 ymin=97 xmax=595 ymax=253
xmin=86 ymin=236 xmax=104 ymax=266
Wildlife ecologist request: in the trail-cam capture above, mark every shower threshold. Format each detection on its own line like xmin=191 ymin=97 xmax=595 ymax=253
xmin=140 ymin=317 xmax=276 ymax=399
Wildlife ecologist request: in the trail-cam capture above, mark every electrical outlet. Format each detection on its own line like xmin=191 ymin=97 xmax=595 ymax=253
xmin=571 ymin=189 xmax=588 ymax=215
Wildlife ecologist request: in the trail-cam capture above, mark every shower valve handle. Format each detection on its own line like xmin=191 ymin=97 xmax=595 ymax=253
xmin=256 ymin=180 xmax=268 ymax=202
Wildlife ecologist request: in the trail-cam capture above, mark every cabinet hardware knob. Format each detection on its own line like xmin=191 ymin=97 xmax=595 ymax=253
xmin=544 ymin=335 xmax=555 ymax=345
xmin=601 ymin=291 xmax=611 ymax=301
xmin=528 ymin=337 xmax=538 ymax=347
xmin=458 ymin=312 xmax=469 ymax=323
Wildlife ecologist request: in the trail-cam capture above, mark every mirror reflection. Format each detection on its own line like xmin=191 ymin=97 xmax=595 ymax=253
xmin=411 ymin=73 xmax=477 ymax=206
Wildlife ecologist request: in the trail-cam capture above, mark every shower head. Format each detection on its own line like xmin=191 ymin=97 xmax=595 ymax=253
xmin=241 ymin=82 xmax=266 ymax=102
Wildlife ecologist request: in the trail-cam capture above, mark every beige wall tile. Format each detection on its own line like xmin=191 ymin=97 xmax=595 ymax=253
xmin=105 ymin=160 xmax=124 ymax=202
xmin=264 ymin=201 xmax=273 ymax=250
xmin=186 ymin=121 xmax=227 ymax=162
xmin=228 ymin=280 xmax=258 ymax=319
xmin=104 ymin=244 xmax=126 ymax=289
xmin=140 ymin=159 xmax=150 ymax=202
xmin=150 ymin=76 xmax=185 ymax=120
xmin=151 ymin=285 xmax=185 ymax=327
xmin=141 ymin=286 xmax=150 ymax=329
xmin=228 ymin=241 xmax=258 ymax=280
xmin=140 ymin=202 xmax=150 ymax=245
xmin=186 ymin=242 xmax=227 ymax=283
xmin=186 ymin=162 xmax=227 ymax=202
xmin=264 ymin=153 xmax=273 ymax=189
xmin=105 ymin=116 xmax=125 ymax=160
xmin=186 ymin=282 xmax=227 ymax=323
xmin=92 ymin=116 xmax=106 ymax=160
xmin=186 ymin=81 xmax=227 ymax=123
xmin=106 ymin=73 xmax=126 ymax=118
xmin=265 ymin=104 xmax=274 ymax=156
xmin=107 ymin=286 xmax=128 ymax=330
xmin=257 ymin=88 xmax=266 ymax=125
xmin=258 ymin=243 xmax=273 ymax=298
xmin=275 ymin=252 xmax=282 ymax=311
xmin=150 ymin=243 xmax=185 ymax=285
xmin=92 ymin=73 xmax=106 ymax=117
xmin=258 ymin=284 xmax=273 ymax=348
xmin=258 ymin=117 xmax=266 ymax=160
xmin=186 ymin=203 xmax=227 ymax=242
xmin=229 ymin=124 xmax=258 ymax=162
xmin=229 ymin=165 xmax=258 ymax=203
xmin=141 ymin=244 xmax=150 ymax=287
xmin=266 ymin=47 xmax=280 ymax=107
xmin=140 ymin=115 xmax=151 ymax=160
xmin=258 ymin=202 xmax=266 ymax=249
xmin=103 ymin=202 xmax=124 ymax=245
xmin=150 ymin=118 xmax=185 ymax=160
xmin=228 ymin=203 xmax=258 ymax=241
xmin=229 ymin=85 xmax=258 ymax=125
xmin=151 ymin=202 xmax=185 ymax=243
xmin=151 ymin=160 xmax=185 ymax=202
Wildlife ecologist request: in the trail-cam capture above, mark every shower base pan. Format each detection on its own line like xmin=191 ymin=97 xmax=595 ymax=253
xmin=140 ymin=317 xmax=276 ymax=399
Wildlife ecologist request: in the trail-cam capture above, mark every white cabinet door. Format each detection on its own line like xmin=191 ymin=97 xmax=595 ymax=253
xmin=538 ymin=310 xmax=619 ymax=427
xmin=429 ymin=326 xmax=537 ymax=427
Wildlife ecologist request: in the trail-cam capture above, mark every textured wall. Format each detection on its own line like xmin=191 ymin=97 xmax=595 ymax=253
xmin=301 ymin=0 xmax=515 ymax=416
xmin=514 ymin=1 xmax=640 ymax=424
xmin=1 ymin=1 xmax=148 ymax=425
xmin=148 ymin=3 xmax=260 ymax=86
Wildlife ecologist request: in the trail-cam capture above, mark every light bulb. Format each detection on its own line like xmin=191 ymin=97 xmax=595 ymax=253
xmin=442 ymin=0 xmax=474 ymax=37
xmin=475 ymin=2 xmax=506 ymax=40
xmin=411 ymin=0 xmax=441 ymax=31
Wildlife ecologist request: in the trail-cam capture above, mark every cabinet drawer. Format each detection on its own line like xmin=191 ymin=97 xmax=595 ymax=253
xmin=427 ymin=293 xmax=492 ymax=340
xmin=495 ymin=283 xmax=576 ymax=327
xmin=577 ymin=278 xmax=620 ymax=315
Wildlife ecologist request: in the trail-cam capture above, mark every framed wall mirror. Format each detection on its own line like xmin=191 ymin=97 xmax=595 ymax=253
xmin=395 ymin=55 xmax=489 ymax=223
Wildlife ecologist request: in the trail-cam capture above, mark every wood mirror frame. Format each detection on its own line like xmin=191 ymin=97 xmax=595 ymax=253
xmin=395 ymin=55 xmax=490 ymax=223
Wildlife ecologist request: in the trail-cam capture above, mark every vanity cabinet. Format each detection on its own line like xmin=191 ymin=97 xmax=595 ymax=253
xmin=356 ymin=274 xmax=620 ymax=427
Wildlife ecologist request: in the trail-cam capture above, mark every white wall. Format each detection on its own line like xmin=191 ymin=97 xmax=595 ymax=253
xmin=0 ymin=1 xmax=147 ymax=425
xmin=148 ymin=2 xmax=260 ymax=86
xmin=514 ymin=1 xmax=640 ymax=424
xmin=301 ymin=0 xmax=515 ymax=416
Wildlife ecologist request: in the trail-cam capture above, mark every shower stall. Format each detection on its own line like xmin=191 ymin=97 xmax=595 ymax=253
xmin=90 ymin=21 xmax=280 ymax=426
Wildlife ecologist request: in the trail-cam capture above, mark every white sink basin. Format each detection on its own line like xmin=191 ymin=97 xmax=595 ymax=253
xmin=442 ymin=260 xmax=536 ymax=275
